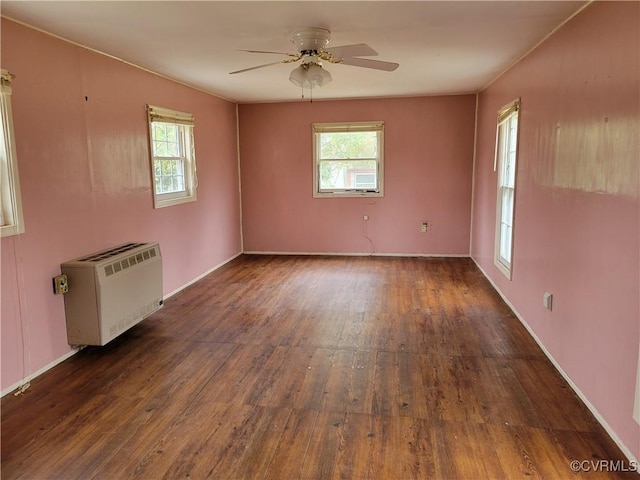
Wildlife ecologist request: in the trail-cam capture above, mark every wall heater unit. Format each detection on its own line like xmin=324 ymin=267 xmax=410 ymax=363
xmin=61 ymin=242 xmax=163 ymax=346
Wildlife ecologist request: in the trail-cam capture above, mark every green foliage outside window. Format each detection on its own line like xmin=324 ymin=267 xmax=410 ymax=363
xmin=319 ymin=131 xmax=378 ymax=189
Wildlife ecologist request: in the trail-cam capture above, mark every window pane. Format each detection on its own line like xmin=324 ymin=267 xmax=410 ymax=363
xmin=161 ymin=176 xmax=173 ymax=193
xmin=152 ymin=123 xmax=180 ymax=158
xmin=153 ymin=158 xmax=186 ymax=195
xmin=148 ymin=108 xmax=197 ymax=207
xmin=167 ymin=139 xmax=180 ymax=157
xmin=494 ymin=103 xmax=519 ymax=277
xmin=319 ymin=159 xmax=377 ymax=190
xmin=0 ymin=108 xmax=7 ymax=226
xmin=166 ymin=125 xmax=177 ymax=142
xmin=500 ymin=223 xmax=512 ymax=264
xmin=153 ymin=124 xmax=166 ymax=141
xmin=319 ymin=131 xmax=378 ymax=160
xmin=506 ymin=155 xmax=516 ymax=187
xmin=153 ymin=141 xmax=164 ymax=156
xmin=0 ymin=80 xmax=27 ymax=236
xmin=508 ymin=118 xmax=518 ymax=146
xmin=160 ymin=160 xmax=171 ymax=175
xmin=501 ymin=187 xmax=514 ymax=226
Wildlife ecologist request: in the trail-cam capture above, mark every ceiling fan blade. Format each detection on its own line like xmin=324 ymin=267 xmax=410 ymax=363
xmin=229 ymin=60 xmax=288 ymax=75
xmin=339 ymin=57 xmax=399 ymax=72
xmin=239 ymin=49 xmax=299 ymax=58
xmin=325 ymin=43 xmax=378 ymax=58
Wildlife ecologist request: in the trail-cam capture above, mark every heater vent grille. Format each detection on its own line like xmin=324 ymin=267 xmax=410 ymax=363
xmin=77 ymin=242 xmax=144 ymax=262
xmin=103 ymin=246 xmax=157 ymax=277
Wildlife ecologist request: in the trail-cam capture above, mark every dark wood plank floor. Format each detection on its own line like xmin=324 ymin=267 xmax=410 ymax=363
xmin=1 ymin=255 xmax=634 ymax=479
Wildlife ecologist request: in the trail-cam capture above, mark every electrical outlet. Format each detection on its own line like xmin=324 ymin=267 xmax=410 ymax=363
xmin=543 ymin=292 xmax=553 ymax=311
xmin=420 ymin=222 xmax=429 ymax=232
xmin=53 ymin=274 xmax=68 ymax=295
xmin=363 ymin=215 xmax=369 ymax=221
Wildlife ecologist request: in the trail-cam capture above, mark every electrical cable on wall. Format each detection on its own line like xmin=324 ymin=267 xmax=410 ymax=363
xmin=362 ymin=200 xmax=378 ymax=255
xmin=12 ymin=235 xmax=32 ymax=395
xmin=362 ymin=217 xmax=376 ymax=255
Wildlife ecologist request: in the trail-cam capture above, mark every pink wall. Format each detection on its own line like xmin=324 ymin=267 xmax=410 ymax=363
xmin=3 ymin=2 xmax=637 ymax=461
xmin=471 ymin=2 xmax=639 ymax=460
xmin=0 ymin=19 xmax=242 ymax=391
xmin=239 ymin=96 xmax=476 ymax=255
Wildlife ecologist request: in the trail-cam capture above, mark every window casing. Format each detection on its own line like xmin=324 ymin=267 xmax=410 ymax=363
xmin=0 ymin=69 xmax=25 ymax=237
xmin=313 ymin=122 xmax=384 ymax=198
xmin=494 ymin=99 xmax=520 ymax=279
xmin=147 ymin=105 xmax=197 ymax=208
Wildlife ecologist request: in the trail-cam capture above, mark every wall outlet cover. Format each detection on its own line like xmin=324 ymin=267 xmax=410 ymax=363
xmin=543 ymin=292 xmax=553 ymax=311
xmin=53 ymin=274 xmax=69 ymax=295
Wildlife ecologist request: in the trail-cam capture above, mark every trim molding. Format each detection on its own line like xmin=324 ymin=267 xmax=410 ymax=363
xmin=480 ymin=1 xmax=593 ymax=94
xmin=11 ymin=247 xmax=632 ymax=468
xmin=1 ymin=349 xmax=78 ymax=397
xmin=1 ymin=251 xmax=243 ymax=398
xmin=163 ymin=251 xmax=242 ymax=300
xmin=471 ymin=257 xmax=639 ymax=466
xmin=243 ymin=251 xmax=470 ymax=258
xmin=1 ymin=16 xmax=236 ymax=103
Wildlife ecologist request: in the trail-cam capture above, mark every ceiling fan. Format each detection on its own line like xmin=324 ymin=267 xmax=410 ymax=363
xmin=230 ymin=28 xmax=399 ymax=89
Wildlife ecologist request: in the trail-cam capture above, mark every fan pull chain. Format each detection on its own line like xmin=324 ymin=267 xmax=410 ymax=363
xmin=300 ymin=86 xmax=313 ymax=103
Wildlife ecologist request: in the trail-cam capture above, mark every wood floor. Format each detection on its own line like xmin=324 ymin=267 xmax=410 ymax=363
xmin=1 ymin=255 xmax=634 ymax=479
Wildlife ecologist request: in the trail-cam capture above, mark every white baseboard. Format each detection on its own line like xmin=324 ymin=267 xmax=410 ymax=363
xmin=243 ymin=250 xmax=470 ymax=258
xmin=1 ymin=251 xmax=243 ymax=398
xmin=1 ymin=348 xmax=79 ymax=397
xmin=14 ymin=250 xmax=632 ymax=467
xmin=163 ymin=251 xmax=243 ymax=300
xmin=471 ymin=257 xmax=639 ymax=467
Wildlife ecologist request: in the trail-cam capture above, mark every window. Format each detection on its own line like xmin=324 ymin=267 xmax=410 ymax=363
xmin=147 ymin=105 xmax=197 ymax=208
xmin=1 ymin=69 xmax=25 ymax=237
xmin=313 ymin=122 xmax=384 ymax=197
xmin=494 ymin=99 xmax=520 ymax=279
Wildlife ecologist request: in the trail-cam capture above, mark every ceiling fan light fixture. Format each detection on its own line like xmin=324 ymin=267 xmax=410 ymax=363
xmin=289 ymin=62 xmax=332 ymax=89
xmin=231 ymin=27 xmax=398 ymax=95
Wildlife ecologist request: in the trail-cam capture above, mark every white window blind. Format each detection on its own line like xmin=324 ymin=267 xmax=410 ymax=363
xmin=148 ymin=105 xmax=195 ymax=126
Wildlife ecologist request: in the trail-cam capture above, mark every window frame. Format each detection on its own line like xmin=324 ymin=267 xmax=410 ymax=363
xmin=494 ymin=99 xmax=520 ymax=279
xmin=0 ymin=69 xmax=25 ymax=238
xmin=147 ymin=105 xmax=197 ymax=209
xmin=312 ymin=121 xmax=384 ymax=198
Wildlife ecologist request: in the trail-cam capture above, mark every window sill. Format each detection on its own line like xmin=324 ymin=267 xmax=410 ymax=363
xmin=1 ymin=223 xmax=25 ymax=238
xmin=153 ymin=193 xmax=197 ymax=209
xmin=313 ymin=190 xmax=384 ymax=199
xmin=494 ymin=258 xmax=512 ymax=280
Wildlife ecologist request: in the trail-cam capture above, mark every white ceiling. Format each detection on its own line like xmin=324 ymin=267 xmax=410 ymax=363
xmin=1 ymin=1 xmax=587 ymax=103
